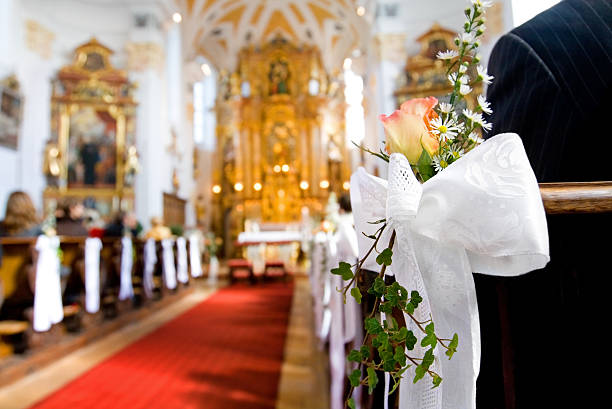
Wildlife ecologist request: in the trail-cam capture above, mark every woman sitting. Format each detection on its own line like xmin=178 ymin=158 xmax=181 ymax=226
xmin=0 ymin=191 xmax=42 ymax=237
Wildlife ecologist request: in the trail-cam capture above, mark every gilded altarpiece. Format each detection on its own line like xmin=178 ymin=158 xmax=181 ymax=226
xmin=212 ymin=39 xmax=350 ymax=250
xmin=44 ymin=39 xmax=138 ymax=217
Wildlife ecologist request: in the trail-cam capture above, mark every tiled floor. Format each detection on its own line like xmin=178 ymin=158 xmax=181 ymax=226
xmin=0 ymin=276 xmax=329 ymax=409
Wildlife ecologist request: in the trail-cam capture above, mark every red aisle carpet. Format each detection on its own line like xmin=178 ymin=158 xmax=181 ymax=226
xmin=29 ymin=281 xmax=294 ymax=409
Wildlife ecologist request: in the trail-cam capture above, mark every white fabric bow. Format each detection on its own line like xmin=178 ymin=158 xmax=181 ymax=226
xmin=350 ymin=133 xmax=549 ymax=409
xmin=85 ymin=238 xmax=102 ymax=313
xmin=119 ymin=236 xmax=134 ymax=300
xmin=161 ymin=239 xmax=177 ymax=290
xmin=143 ymin=239 xmax=157 ymax=298
xmin=189 ymin=234 xmax=203 ymax=278
xmin=33 ymin=235 xmax=63 ymax=332
xmin=176 ymin=237 xmax=189 ymax=284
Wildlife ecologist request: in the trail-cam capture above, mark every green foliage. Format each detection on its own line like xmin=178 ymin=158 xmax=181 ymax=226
xmin=331 ymin=262 xmax=354 ymax=280
xmin=350 ymin=287 xmax=362 ymax=304
xmin=376 ymin=248 xmax=393 ymax=266
xmin=367 ymin=367 xmax=379 ymax=394
xmin=347 ymin=398 xmax=356 ymax=409
xmin=446 ymin=333 xmax=459 ymax=359
xmin=349 ymin=369 xmax=362 ymax=387
xmin=417 ymin=149 xmax=435 ymax=182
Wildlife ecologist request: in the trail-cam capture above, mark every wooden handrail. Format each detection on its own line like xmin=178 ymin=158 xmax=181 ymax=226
xmin=539 ymin=181 xmax=612 ymax=214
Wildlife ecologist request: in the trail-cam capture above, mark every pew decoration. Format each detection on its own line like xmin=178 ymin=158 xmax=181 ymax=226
xmin=189 ymin=234 xmax=203 ymax=278
xmin=161 ymin=239 xmax=178 ymax=290
xmin=33 ymin=235 xmax=64 ymax=332
xmin=84 ymin=238 xmax=102 ymax=314
xmin=143 ymin=239 xmax=157 ymax=298
xmin=176 ymin=237 xmax=189 ymax=284
xmin=119 ymin=236 xmax=134 ymax=300
xmin=335 ymin=2 xmax=550 ymax=409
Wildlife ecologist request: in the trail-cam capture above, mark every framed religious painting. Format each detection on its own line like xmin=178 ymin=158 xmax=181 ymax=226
xmin=0 ymin=75 xmax=22 ymax=150
xmin=43 ymin=38 xmax=138 ymax=218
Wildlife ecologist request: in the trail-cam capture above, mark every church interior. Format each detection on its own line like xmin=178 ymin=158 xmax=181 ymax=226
xmin=1 ymin=1 xmax=609 ymax=409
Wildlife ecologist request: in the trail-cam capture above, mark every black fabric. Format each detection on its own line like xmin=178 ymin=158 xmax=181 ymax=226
xmin=478 ymin=1 xmax=612 ymax=408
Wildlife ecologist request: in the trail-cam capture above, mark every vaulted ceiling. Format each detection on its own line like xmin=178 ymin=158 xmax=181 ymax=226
xmin=177 ymin=0 xmax=368 ymax=73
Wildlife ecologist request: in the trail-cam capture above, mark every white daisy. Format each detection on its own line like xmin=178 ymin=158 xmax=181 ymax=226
xmin=468 ymin=132 xmax=485 ymax=144
xmin=480 ymin=120 xmax=492 ymax=132
xmin=477 ymin=65 xmax=494 ymax=85
xmin=459 ymin=83 xmax=472 ymax=95
xmin=430 ymin=116 xmax=461 ymax=142
xmin=432 ymin=155 xmax=450 ymax=172
xmin=438 ymin=102 xmax=453 ymax=114
xmin=436 ymin=50 xmax=458 ymax=60
xmin=471 ymin=0 xmax=493 ymax=8
xmin=449 ymin=73 xmax=469 ymax=87
xmin=460 ymin=32 xmax=475 ymax=45
xmin=459 ymin=63 xmax=468 ymax=74
xmin=477 ymin=95 xmax=492 ymax=114
xmin=446 ymin=144 xmax=465 ymax=161
xmin=462 ymin=109 xmax=481 ymax=123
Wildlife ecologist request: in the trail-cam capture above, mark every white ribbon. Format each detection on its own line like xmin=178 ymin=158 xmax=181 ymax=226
xmin=176 ymin=237 xmax=189 ymax=284
xmin=350 ymin=133 xmax=549 ymax=409
xmin=208 ymin=256 xmax=219 ymax=286
xmin=84 ymin=238 xmax=102 ymax=313
xmin=189 ymin=234 xmax=203 ymax=278
xmin=119 ymin=236 xmax=134 ymax=300
xmin=143 ymin=239 xmax=157 ymax=298
xmin=33 ymin=235 xmax=63 ymax=332
xmin=161 ymin=239 xmax=177 ymax=290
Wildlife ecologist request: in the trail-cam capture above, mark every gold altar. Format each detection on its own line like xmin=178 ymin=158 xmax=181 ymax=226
xmin=43 ymin=38 xmax=138 ymax=217
xmin=211 ymin=39 xmax=351 ymax=245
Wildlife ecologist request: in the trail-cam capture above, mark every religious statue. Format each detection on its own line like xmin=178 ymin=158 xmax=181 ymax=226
xmin=268 ymin=59 xmax=290 ymax=95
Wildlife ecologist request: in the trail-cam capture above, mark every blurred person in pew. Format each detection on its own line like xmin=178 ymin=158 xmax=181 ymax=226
xmin=104 ymin=211 xmax=142 ymax=238
xmin=55 ymin=198 xmax=88 ymax=236
xmin=144 ymin=217 xmax=172 ymax=240
xmin=0 ymin=191 xmax=43 ymax=237
xmin=477 ymin=1 xmax=612 ymax=408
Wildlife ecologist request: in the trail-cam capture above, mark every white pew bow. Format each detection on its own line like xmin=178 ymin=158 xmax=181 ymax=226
xmin=119 ymin=237 xmax=134 ymax=300
xmin=85 ymin=238 xmax=102 ymax=313
xmin=350 ymin=133 xmax=549 ymax=409
xmin=176 ymin=237 xmax=189 ymax=284
xmin=143 ymin=239 xmax=157 ymax=298
xmin=161 ymin=239 xmax=177 ymax=290
xmin=33 ymin=235 xmax=63 ymax=332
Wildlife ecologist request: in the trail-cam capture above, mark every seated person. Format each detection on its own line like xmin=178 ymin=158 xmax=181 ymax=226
xmin=55 ymin=198 xmax=88 ymax=236
xmin=144 ymin=217 xmax=172 ymax=241
xmin=0 ymin=191 xmax=43 ymax=237
xmin=104 ymin=211 xmax=142 ymax=238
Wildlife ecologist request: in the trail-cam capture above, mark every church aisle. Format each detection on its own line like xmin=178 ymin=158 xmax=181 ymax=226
xmin=2 ymin=281 xmax=294 ymax=409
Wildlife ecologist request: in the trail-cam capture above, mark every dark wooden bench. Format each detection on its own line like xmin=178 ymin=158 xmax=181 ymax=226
xmin=228 ymin=259 xmax=255 ymax=284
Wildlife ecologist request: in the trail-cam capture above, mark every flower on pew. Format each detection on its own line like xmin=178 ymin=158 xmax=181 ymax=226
xmin=338 ymin=0 xmax=498 ymax=406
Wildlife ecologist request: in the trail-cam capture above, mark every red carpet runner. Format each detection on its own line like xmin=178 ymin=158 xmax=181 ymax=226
xmin=29 ymin=281 xmax=294 ymax=409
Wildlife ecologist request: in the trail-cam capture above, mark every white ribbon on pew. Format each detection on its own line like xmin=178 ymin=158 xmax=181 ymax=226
xmin=161 ymin=239 xmax=177 ymax=290
xmin=85 ymin=238 xmax=102 ymax=313
xmin=33 ymin=235 xmax=63 ymax=332
xmin=208 ymin=256 xmax=219 ymax=286
xmin=176 ymin=237 xmax=189 ymax=284
xmin=189 ymin=234 xmax=203 ymax=278
xmin=119 ymin=236 xmax=134 ymax=300
xmin=143 ymin=238 xmax=157 ymax=298
xmin=351 ymin=133 xmax=549 ymax=409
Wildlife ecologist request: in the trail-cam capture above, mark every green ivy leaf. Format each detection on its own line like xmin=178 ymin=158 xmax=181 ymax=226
xmin=376 ymin=248 xmax=393 ymax=266
xmin=367 ymin=367 xmax=379 ymax=394
xmin=405 ymin=330 xmax=417 ymax=350
xmin=350 ymin=287 xmax=362 ymax=304
xmin=422 ymin=348 xmax=435 ymax=369
xmin=368 ymin=277 xmax=386 ymax=298
xmin=331 ymin=262 xmax=354 ymax=281
xmin=348 ymin=349 xmax=362 ymax=363
xmin=413 ymin=365 xmax=426 ymax=383
xmin=383 ymin=358 xmax=397 ymax=372
xmin=404 ymin=302 xmax=415 ymax=314
xmin=432 ymin=374 xmax=443 ymax=389
xmin=393 ymin=326 xmax=408 ymax=342
xmin=394 ymin=346 xmax=407 ymax=367
xmin=421 ymin=333 xmax=437 ymax=349
xmin=365 ymin=318 xmax=382 ymax=335
xmin=347 ymin=398 xmax=356 ymax=409
xmin=379 ymin=302 xmax=393 ymax=314
xmin=410 ymin=290 xmax=423 ymax=308
xmin=360 ymin=345 xmax=371 ymax=360
xmin=425 ymin=322 xmax=435 ymax=335
xmin=349 ymin=369 xmax=362 ymax=387
xmin=446 ymin=333 xmax=459 ymax=359
xmin=417 ymin=149 xmax=435 ymax=182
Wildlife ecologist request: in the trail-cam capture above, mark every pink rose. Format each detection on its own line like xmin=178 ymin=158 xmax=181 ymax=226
xmin=379 ymin=97 xmax=440 ymax=164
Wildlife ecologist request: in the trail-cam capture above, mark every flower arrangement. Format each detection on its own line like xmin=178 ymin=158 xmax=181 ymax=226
xmin=336 ymin=1 xmax=493 ymax=408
